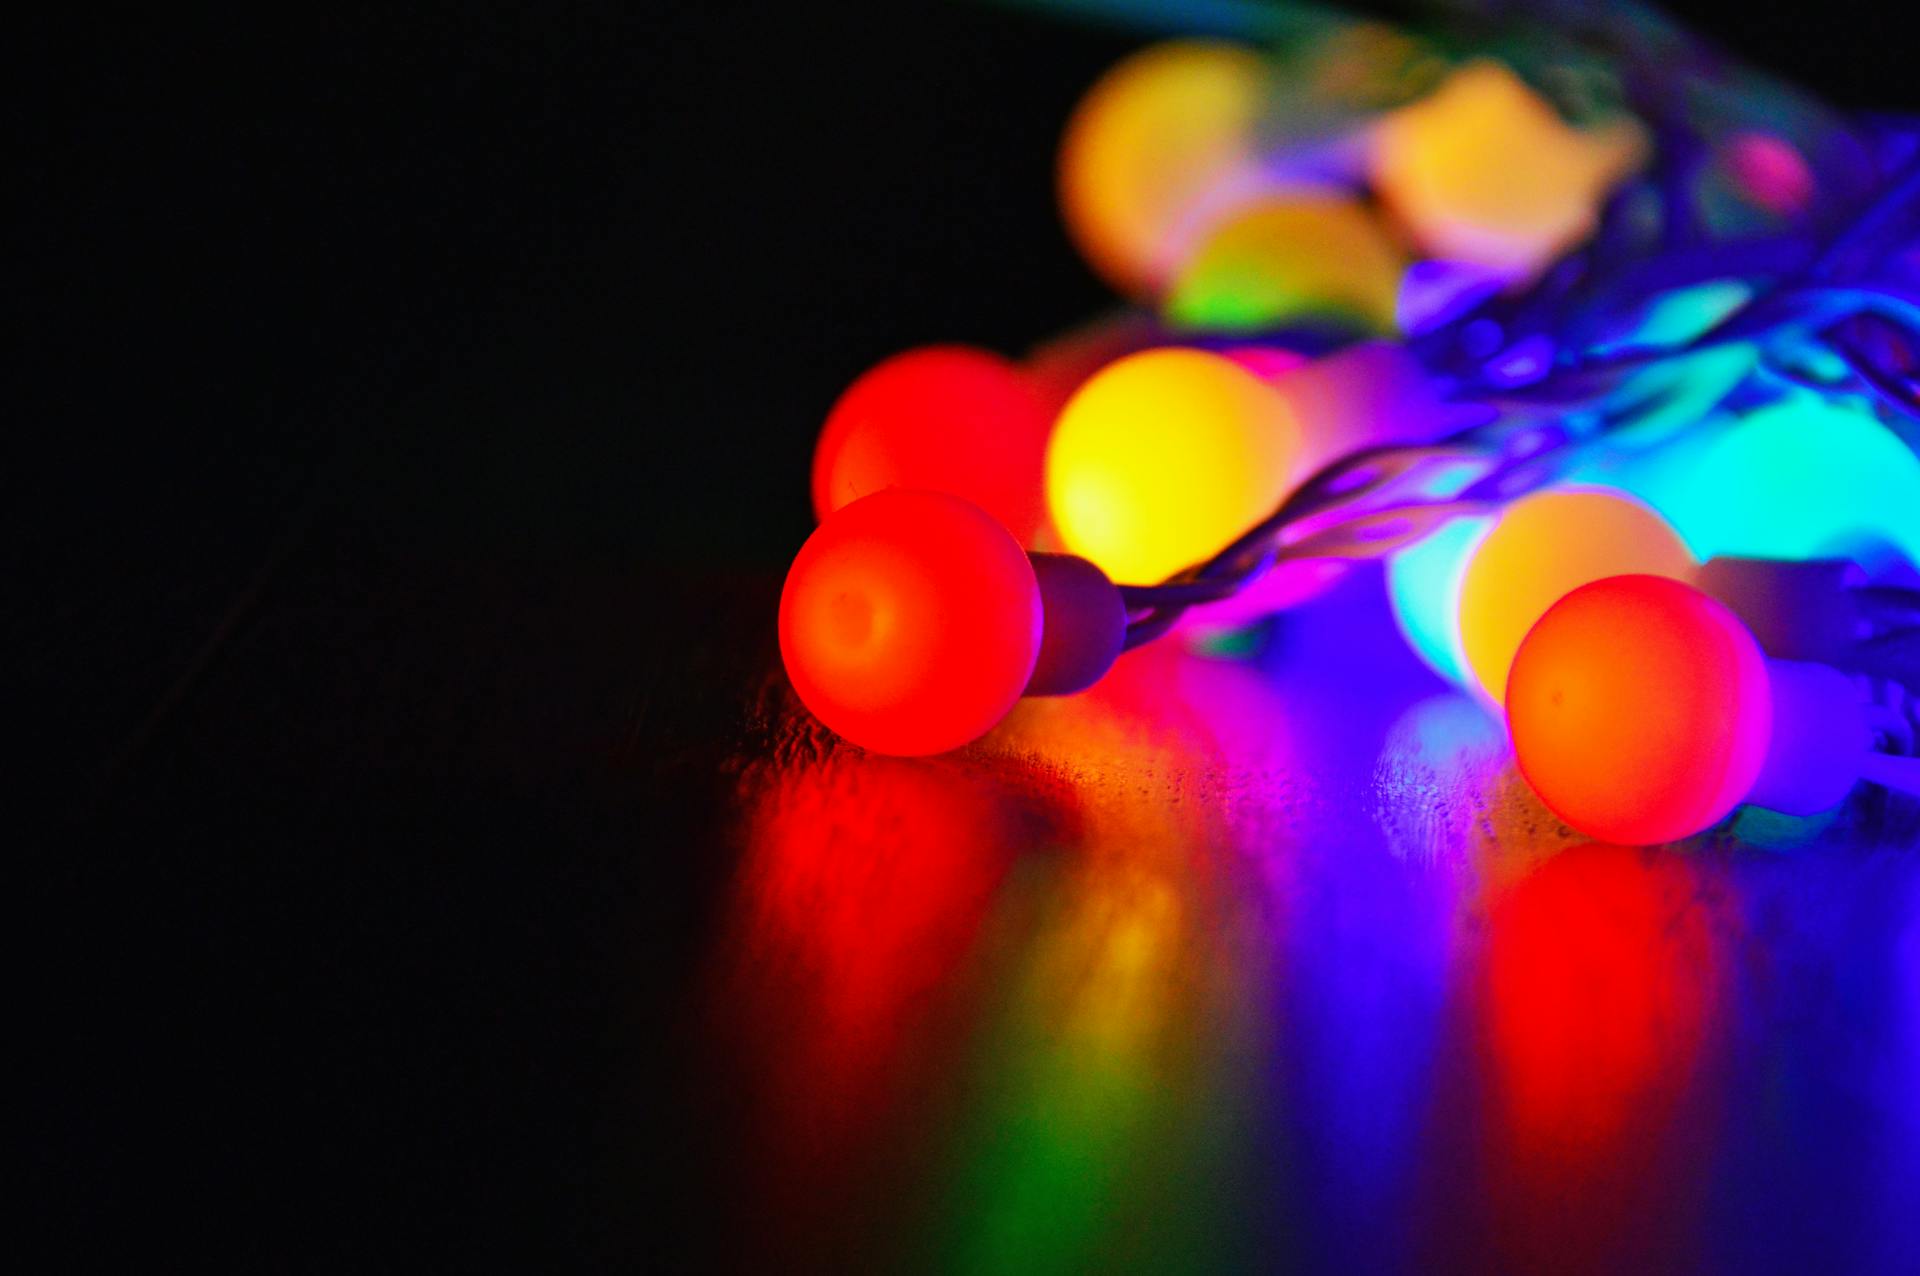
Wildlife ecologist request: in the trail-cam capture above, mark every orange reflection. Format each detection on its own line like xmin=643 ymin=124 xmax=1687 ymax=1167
xmin=937 ymin=642 xmax=1279 ymax=1273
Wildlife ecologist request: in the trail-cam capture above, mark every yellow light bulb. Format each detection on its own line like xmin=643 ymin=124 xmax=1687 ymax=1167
xmin=1046 ymin=348 xmax=1301 ymax=584
xmin=1372 ymin=61 xmax=1645 ymax=279
xmin=1458 ymin=488 xmax=1697 ymax=704
xmin=1057 ymin=40 xmax=1276 ymax=297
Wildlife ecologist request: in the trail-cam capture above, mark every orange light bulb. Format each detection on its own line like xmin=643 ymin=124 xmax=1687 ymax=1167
xmin=811 ymin=346 xmax=1054 ymax=546
xmin=1057 ymin=40 xmax=1277 ymax=297
xmin=779 ymin=490 xmax=1042 ymax=756
xmin=1372 ymin=60 xmax=1645 ymax=280
xmin=1506 ymin=575 xmax=1773 ymax=845
xmin=1458 ymin=489 xmax=1697 ymax=704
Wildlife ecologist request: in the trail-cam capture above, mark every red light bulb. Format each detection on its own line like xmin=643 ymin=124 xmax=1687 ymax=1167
xmin=779 ymin=490 xmax=1044 ymax=756
xmin=1505 ymin=575 xmax=1773 ymax=845
xmin=811 ymin=346 xmax=1054 ymax=545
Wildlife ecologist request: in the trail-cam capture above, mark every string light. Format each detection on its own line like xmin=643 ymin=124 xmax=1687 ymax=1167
xmin=773 ymin=0 xmax=1920 ymax=811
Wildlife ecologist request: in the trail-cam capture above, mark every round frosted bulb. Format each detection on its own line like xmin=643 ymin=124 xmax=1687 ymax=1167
xmin=1372 ymin=60 xmax=1644 ymax=279
xmin=779 ymin=490 xmax=1042 ymax=756
xmin=1507 ymin=575 xmax=1772 ymax=846
xmin=1058 ymin=40 xmax=1275 ymax=296
xmin=811 ymin=346 xmax=1053 ymax=545
xmin=1046 ymin=348 xmax=1301 ymax=584
xmin=1164 ymin=196 xmax=1405 ymax=334
xmin=1458 ymin=489 xmax=1696 ymax=704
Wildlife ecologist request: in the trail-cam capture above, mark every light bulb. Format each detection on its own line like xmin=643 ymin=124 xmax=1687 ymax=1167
xmin=1508 ymin=575 xmax=1873 ymax=844
xmin=1372 ymin=60 xmax=1645 ymax=280
xmin=811 ymin=345 xmax=1053 ymax=546
xmin=1457 ymin=488 xmax=1697 ymax=703
xmin=780 ymin=490 xmax=1042 ymax=756
xmin=1057 ymin=40 xmax=1277 ymax=297
xmin=1507 ymin=574 xmax=1772 ymax=844
xmin=1163 ymin=195 xmax=1405 ymax=334
xmin=1045 ymin=347 xmax=1301 ymax=584
xmin=1585 ymin=395 xmax=1920 ymax=573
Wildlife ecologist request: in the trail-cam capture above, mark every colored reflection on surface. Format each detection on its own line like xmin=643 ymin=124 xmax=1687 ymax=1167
xmin=713 ymin=748 xmax=1049 ymax=1262
xmin=930 ymin=857 xmax=1255 ymax=1275
xmin=1485 ymin=846 xmax=1722 ymax=1158
xmin=713 ymin=566 xmax=1920 ymax=1271
xmin=938 ymin=638 xmax=1297 ymax=1274
xmin=1469 ymin=844 xmax=1728 ymax=1274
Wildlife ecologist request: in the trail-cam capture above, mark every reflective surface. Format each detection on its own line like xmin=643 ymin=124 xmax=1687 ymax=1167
xmin=711 ymin=568 xmax=1920 ymax=1273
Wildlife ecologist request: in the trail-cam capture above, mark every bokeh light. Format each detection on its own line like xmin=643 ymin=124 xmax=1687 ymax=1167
xmin=1507 ymin=575 xmax=1773 ymax=845
xmin=1046 ymin=347 xmax=1301 ymax=583
xmin=1163 ymin=196 xmax=1405 ymax=334
xmin=812 ymin=345 xmax=1055 ymax=546
xmin=1591 ymin=395 xmax=1920 ymax=571
xmin=779 ymin=490 xmax=1041 ymax=755
xmin=1386 ymin=512 xmax=1495 ymax=686
xmin=1724 ymin=131 xmax=1814 ymax=216
xmin=1057 ymin=40 xmax=1277 ymax=297
xmin=1372 ymin=60 xmax=1645 ymax=280
xmin=1458 ymin=488 xmax=1697 ymax=704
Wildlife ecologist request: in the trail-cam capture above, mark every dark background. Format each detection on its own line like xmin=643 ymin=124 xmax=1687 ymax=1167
xmin=18 ymin=1 xmax=1920 ymax=1268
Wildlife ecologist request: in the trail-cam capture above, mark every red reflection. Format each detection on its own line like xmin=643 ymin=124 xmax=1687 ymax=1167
xmin=713 ymin=749 xmax=1071 ymax=1227
xmin=1487 ymin=844 xmax=1719 ymax=1153
xmin=1476 ymin=843 xmax=1726 ymax=1269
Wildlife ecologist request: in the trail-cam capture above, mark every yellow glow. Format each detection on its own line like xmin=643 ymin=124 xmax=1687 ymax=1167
xmin=1164 ymin=195 xmax=1406 ymax=333
xmin=1047 ymin=348 xmax=1301 ymax=585
xmin=1459 ymin=489 xmax=1697 ymax=704
xmin=1372 ymin=61 xmax=1645 ymax=279
xmin=1058 ymin=40 xmax=1274 ymax=297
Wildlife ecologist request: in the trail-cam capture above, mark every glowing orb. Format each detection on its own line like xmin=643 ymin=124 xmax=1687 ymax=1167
xmin=1163 ymin=196 xmax=1405 ymax=334
xmin=779 ymin=490 xmax=1041 ymax=756
xmin=1507 ymin=575 xmax=1772 ymax=845
xmin=1602 ymin=396 xmax=1920 ymax=572
xmin=1057 ymin=40 xmax=1276 ymax=297
xmin=811 ymin=345 xmax=1054 ymax=545
xmin=1458 ymin=489 xmax=1696 ymax=704
xmin=1372 ymin=60 xmax=1645 ymax=280
xmin=1046 ymin=348 xmax=1301 ymax=584
xmin=1387 ymin=512 xmax=1495 ymax=686
xmin=1724 ymin=131 xmax=1813 ymax=215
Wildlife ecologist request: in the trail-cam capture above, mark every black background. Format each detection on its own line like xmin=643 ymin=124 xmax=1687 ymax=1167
xmin=19 ymin=1 xmax=1920 ymax=1268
